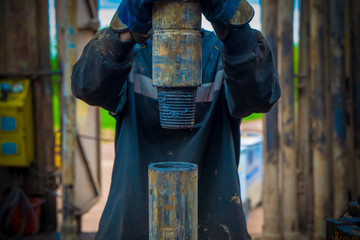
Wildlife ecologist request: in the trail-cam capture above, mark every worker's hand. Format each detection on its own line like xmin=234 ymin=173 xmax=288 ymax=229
xmin=201 ymin=0 xmax=254 ymax=41
xmin=118 ymin=31 xmax=133 ymax=42
xmin=110 ymin=0 xmax=156 ymax=44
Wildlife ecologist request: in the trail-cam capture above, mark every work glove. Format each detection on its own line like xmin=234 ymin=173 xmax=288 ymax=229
xmin=201 ymin=0 xmax=254 ymax=41
xmin=111 ymin=0 xmax=254 ymax=43
xmin=110 ymin=0 xmax=156 ymax=44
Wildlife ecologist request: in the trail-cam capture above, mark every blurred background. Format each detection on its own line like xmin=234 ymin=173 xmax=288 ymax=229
xmin=0 ymin=0 xmax=359 ymax=239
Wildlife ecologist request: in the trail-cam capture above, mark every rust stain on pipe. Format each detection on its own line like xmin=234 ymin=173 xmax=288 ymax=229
xmin=278 ymin=0 xmax=299 ymax=239
xmin=149 ymin=162 xmax=198 ymax=240
xmin=61 ymin=0 xmax=77 ymax=239
xmin=261 ymin=0 xmax=281 ymax=239
xmin=152 ymin=1 xmax=201 ymax=129
xmin=330 ymin=0 xmax=347 ymax=219
xmin=310 ymin=0 xmax=331 ymax=238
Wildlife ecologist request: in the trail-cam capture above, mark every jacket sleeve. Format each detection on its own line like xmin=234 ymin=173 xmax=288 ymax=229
xmin=71 ymin=28 xmax=135 ymax=114
xmin=222 ymin=24 xmax=281 ymax=119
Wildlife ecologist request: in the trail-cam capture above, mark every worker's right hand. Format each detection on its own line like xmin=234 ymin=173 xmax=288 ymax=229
xmin=110 ymin=0 xmax=156 ymax=44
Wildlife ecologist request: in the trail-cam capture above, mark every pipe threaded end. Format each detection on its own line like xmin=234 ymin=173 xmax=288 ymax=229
xmin=158 ymin=88 xmax=196 ymax=129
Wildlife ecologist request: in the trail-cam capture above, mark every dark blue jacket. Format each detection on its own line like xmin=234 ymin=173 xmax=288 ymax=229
xmin=72 ymin=24 xmax=280 ymax=240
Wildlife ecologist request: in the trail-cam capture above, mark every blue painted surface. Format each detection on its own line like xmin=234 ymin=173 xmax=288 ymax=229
xmin=0 ymin=117 xmax=16 ymax=131
xmin=0 ymin=82 xmax=11 ymax=91
xmin=246 ymin=166 xmax=260 ymax=181
xmin=334 ymin=105 xmax=346 ymax=143
xmin=238 ymin=132 xmax=263 ymax=216
xmin=1 ymin=142 xmax=18 ymax=155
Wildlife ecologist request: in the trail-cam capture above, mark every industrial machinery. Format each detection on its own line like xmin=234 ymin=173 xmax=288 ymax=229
xmin=152 ymin=0 xmax=202 ymax=129
xmin=0 ymin=79 xmax=34 ymax=167
xmin=326 ymin=196 xmax=360 ymax=239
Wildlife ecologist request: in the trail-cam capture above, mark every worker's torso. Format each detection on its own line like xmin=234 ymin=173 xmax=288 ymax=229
xmin=95 ymin=30 xmax=250 ymax=240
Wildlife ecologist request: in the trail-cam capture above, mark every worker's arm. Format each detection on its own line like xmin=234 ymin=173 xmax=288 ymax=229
xmin=71 ymin=28 xmax=135 ymax=113
xmin=222 ymin=26 xmax=280 ymax=119
xmin=72 ymin=1 xmax=153 ymax=113
xmin=204 ymin=0 xmax=281 ymax=119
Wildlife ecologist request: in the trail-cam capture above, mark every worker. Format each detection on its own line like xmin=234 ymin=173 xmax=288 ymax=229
xmin=71 ymin=0 xmax=280 ymax=239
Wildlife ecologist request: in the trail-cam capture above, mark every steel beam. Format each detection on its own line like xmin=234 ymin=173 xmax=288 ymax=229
xmin=297 ymin=0 xmax=313 ymax=236
xmin=351 ymin=0 xmax=360 ymax=197
xmin=277 ymin=0 xmax=299 ymax=239
xmin=261 ymin=0 xmax=281 ymax=239
xmin=310 ymin=0 xmax=331 ymax=238
xmin=61 ymin=0 xmax=78 ymax=239
xmin=329 ymin=0 xmax=347 ymax=218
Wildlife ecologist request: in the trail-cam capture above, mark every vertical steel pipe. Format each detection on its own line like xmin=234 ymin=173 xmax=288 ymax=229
xmin=298 ymin=0 xmax=313 ymax=235
xmin=344 ymin=0 xmax=354 ymax=202
xmin=149 ymin=162 xmax=198 ymax=240
xmin=61 ymin=0 xmax=77 ymax=239
xmin=34 ymin=0 xmax=57 ymax=230
xmin=310 ymin=0 xmax=331 ymax=238
xmin=152 ymin=1 xmax=202 ymax=129
xmin=261 ymin=0 xmax=281 ymax=239
xmin=329 ymin=0 xmax=347 ymax=218
xmin=351 ymin=0 xmax=360 ymax=197
xmin=278 ymin=0 xmax=299 ymax=239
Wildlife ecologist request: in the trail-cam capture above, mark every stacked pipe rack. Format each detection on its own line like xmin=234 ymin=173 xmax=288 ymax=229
xmin=262 ymin=0 xmax=360 ymax=239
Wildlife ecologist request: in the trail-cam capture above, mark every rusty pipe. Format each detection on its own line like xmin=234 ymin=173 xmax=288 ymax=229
xmin=148 ymin=162 xmax=198 ymax=239
xmin=277 ymin=0 xmax=299 ymax=239
xmin=61 ymin=0 xmax=78 ymax=239
xmin=310 ymin=0 xmax=331 ymax=238
xmin=261 ymin=0 xmax=281 ymax=239
xmin=152 ymin=1 xmax=202 ymax=129
xmin=329 ymin=0 xmax=347 ymax=218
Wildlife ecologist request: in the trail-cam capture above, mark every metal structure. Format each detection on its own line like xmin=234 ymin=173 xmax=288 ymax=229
xmin=1 ymin=0 xmax=359 ymax=238
xmin=310 ymin=0 xmax=331 ymax=238
xmin=351 ymin=0 xmax=360 ymax=199
xmin=149 ymin=162 xmax=198 ymax=240
xmin=61 ymin=0 xmax=78 ymax=239
xmin=262 ymin=0 xmax=360 ymax=238
xmin=329 ymin=0 xmax=347 ymax=218
xmin=297 ymin=0 xmax=314 ymax=236
xmin=277 ymin=0 xmax=299 ymax=239
xmin=152 ymin=1 xmax=202 ymax=129
xmin=0 ymin=0 xmax=57 ymax=232
xmin=56 ymin=0 xmax=101 ymax=233
xmin=261 ymin=0 xmax=281 ymax=239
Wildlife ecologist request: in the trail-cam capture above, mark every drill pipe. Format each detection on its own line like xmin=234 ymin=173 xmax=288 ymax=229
xmin=152 ymin=1 xmax=202 ymax=129
xmin=149 ymin=162 xmax=198 ymax=240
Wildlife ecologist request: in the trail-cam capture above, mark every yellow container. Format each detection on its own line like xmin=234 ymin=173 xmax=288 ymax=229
xmin=0 ymin=79 xmax=34 ymax=167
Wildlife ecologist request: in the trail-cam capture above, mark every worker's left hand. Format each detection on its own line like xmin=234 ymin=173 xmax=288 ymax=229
xmin=201 ymin=0 xmax=254 ymax=41
xmin=201 ymin=0 xmax=241 ymax=26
